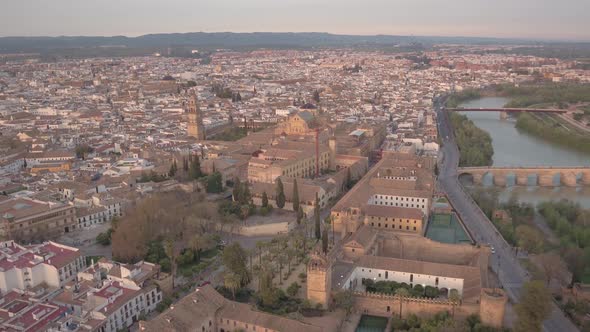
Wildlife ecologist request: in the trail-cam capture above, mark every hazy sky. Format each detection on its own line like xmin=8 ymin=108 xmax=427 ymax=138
xmin=1 ymin=0 xmax=589 ymax=41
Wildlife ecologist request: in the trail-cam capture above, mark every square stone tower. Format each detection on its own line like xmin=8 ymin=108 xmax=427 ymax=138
xmin=306 ymin=250 xmax=332 ymax=308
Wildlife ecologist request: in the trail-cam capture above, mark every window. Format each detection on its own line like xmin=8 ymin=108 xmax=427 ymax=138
xmin=385 ymin=271 xmax=388 ymax=279
xmin=435 ymin=277 xmax=439 ymax=287
xmin=410 ymin=274 xmax=414 ymax=282
xmin=387 ymin=306 xmax=391 ymax=312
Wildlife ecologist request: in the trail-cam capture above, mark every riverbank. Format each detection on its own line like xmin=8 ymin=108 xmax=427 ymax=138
xmin=494 ymin=83 xmax=590 ymax=108
xmin=449 ymin=112 xmax=493 ymax=167
xmin=516 ymin=113 xmax=590 ymax=154
xmin=448 ymin=83 xmax=590 ymax=109
xmin=445 ymin=89 xmax=481 ymax=108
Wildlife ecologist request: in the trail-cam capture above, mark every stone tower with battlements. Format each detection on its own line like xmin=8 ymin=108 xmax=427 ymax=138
xmin=187 ymin=92 xmax=205 ymax=140
xmin=306 ymin=249 xmax=333 ymax=308
xmin=479 ymin=288 xmax=508 ymax=328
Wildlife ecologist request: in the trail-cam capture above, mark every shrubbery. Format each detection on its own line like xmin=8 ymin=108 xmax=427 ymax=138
xmin=516 ymin=113 xmax=590 ymax=153
xmin=362 ymin=279 xmax=452 ymax=299
xmin=450 ymin=113 xmax=494 ymax=167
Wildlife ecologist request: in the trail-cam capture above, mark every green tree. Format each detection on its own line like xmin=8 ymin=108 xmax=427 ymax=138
xmin=515 ymin=225 xmax=545 ymax=254
xmin=286 ymin=282 xmax=301 ymax=297
xmin=75 ymin=144 xmax=94 ymax=160
xmin=206 ymin=172 xmax=223 ymax=193
xmin=297 ymin=206 xmax=304 ymax=225
xmin=313 ymin=90 xmax=321 ymax=103
xmin=240 ymin=181 xmax=251 ymax=204
xmin=448 ymin=289 xmax=461 ymax=317
xmin=321 ymin=228 xmax=329 ymax=254
xmin=259 ymin=268 xmax=280 ymax=307
xmin=261 ymin=191 xmax=269 ymax=208
xmin=276 ymin=178 xmax=286 ymax=209
xmin=292 ymin=179 xmax=300 ymax=212
xmin=233 ymin=177 xmax=242 ymax=202
xmin=514 ymin=281 xmax=552 ymax=332
xmin=222 ymin=243 xmax=251 ymax=285
xmin=96 ymin=229 xmax=112 ymax=245
xmin=333 ymin=289 xmax=354 ymax=318
xmin=314 ymin=194 xmax=321 ymax=240
xmin=168 ymin=159 xmax=178 ymax=177
xmin=224 ymin=272 xmax=242 ymax=300
xmin=189 ymin=155 xmax=202 ymax=179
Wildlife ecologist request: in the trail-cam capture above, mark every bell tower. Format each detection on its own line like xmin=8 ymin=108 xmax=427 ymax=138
xmin=187 ymin=92 xmax=205 ymax=140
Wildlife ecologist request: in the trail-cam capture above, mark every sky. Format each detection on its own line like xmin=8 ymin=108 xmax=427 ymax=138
xmin=1 ymin=0 xmax=589 ymax=41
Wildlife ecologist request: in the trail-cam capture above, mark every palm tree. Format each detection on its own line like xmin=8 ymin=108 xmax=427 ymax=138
xmin=285 ymin=248 xmax=297 ymax=273
xmin=224 ymin=272 xmax=241 ymax=300
xmin=277 ymin=253 xmax=288 ymax=285
xmin=395 ymin=287 xmax=411 ymax=318
xmin=246 ymin=248 xmax=254 ymax=275
xmin=256 ymin=240 xmax=265 ymax=264
xmin=448 ymin=289 xmax=461 ymax=317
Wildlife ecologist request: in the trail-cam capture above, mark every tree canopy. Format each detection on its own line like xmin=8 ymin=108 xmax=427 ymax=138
xmin=514 ymin=281 xmax=552 ymax=332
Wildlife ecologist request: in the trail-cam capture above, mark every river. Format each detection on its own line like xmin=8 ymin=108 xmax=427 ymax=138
xmin=458 ymin=97 xmax=590 ymax=208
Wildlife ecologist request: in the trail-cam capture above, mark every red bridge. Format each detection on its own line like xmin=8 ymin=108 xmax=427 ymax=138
xmin=446 ymin=107 xmax=567 ymax=114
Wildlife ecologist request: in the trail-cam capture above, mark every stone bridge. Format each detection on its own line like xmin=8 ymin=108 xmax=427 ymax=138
xmin=458 ymin=167 xmax=590 ymax=187
xmin=445 ymin=107 xmax=567 ymax=120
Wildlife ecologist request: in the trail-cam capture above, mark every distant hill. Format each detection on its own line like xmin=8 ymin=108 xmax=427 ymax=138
xmin=0 ymin=32 xmax=551 ymax=53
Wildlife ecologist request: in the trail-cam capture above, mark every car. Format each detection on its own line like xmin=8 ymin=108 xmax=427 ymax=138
xmin=490 ymin=246 xmax=496 ymax=254
xmin=199 ymin=281 xmax=211 ymax=287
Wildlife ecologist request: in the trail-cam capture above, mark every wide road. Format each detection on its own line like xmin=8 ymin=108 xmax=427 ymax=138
xmin=436 ymin=101 xmax=578 ymax=332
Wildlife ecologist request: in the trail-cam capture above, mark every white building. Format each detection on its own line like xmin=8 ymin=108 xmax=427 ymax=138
xmin=341 ymin=255 xmax=481 ymax=298
xmin=0 ymin=240 xmax=85 ymax=293
xmin=54 ymin=259 xmax=163 ymax=332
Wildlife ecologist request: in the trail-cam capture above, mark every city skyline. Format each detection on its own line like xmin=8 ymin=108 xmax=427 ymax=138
xmin=1 ymin=0 xmax=589 ymax=41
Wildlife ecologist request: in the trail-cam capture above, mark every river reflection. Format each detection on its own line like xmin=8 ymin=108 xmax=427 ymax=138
xmin=458 ymin=97 xmax=590 ymax=208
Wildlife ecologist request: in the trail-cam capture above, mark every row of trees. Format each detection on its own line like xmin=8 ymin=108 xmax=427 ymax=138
xmin=389 ymin=311 xmax=507 ymax=332
xmin=450 ymin=113 xmax=494 ymax=166
xmin=445 ymin=89 xmax=482 ymax=108
xmin=363 ymin=279 xmax=458 ymax=301
xmin=538 ymin=200 xmax=590 ymax=283
xmin=514 ymin=281 xmax=552 ymax=332
xmin=495 ymin=83 xmax=590 ymax=108
xmin=469 ymin=188 xmax=546 ymax=254
xmin=516 ymin=113 xmax=590 ymax=154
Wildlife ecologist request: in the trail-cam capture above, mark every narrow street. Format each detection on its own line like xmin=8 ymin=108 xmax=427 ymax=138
xmin=436 ymin=102 xmax=578 ymax=332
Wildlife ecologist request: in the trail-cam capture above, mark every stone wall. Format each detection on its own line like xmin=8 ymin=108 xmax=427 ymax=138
xmin=351 ymin=292 xmax=479 ymax=320
xmin=235 ymin=221 xmax=293 ymax=236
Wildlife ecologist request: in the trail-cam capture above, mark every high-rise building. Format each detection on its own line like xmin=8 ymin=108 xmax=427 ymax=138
xmin=187 ymin=92 xmax=205 ymax=140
